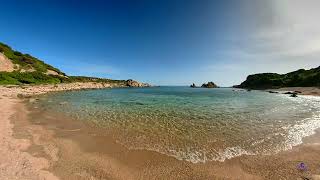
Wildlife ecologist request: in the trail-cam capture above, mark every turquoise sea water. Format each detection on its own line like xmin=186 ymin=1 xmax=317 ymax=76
xmin=38 ymin=87 xmax=320 ymax=163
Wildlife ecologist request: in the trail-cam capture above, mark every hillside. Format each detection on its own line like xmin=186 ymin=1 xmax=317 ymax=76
xmin=236 ymin=66 xmax=320 ymax=89
xmin=0 ymin=42 xmax=65 ymax=75
xmin=0 ymin=42 xmax=138 ymax=86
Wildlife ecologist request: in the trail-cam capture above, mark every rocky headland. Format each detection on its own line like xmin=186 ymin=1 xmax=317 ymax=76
xmin=235 ymin=66 xmax=320 ymax=89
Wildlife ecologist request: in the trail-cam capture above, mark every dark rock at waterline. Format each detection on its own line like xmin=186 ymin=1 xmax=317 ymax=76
xmin=135 ymin=102 xmax=145 ymax=105
xmin=290 ymin=93 xmax=298 ymax=97
xmin=284 ymin=91 xmax=295 ymax=95
xmin=268 ymin=91 xmax=279 ymax=94
xmin=201 ymin=82 xmax=218 ymax=88
xmin=283 ymin=91 xmax=298 ymax=97
xmin=190 ymin=83 xmax=196 ymax=88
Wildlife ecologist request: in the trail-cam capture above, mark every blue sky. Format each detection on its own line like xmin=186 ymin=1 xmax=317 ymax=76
xmin=0 ymin=0 xmax=319 ymax=86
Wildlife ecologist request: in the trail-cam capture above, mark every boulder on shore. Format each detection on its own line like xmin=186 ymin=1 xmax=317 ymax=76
xmin=201 ymin=82 xmax=218 ymax=88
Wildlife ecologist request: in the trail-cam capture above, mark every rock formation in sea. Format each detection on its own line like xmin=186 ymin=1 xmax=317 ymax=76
xmin=201 ymin=82 xmax=218 ymax=88
xmin=126 ymin=79 xmax=151 ymax=87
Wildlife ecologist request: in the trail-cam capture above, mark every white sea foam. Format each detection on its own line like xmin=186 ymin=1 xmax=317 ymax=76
xmin=286 ymin=114 xmax=320 ymax=148
xmin=121 ymin=143 xmax=255 ymax=163
xmin=169 ymin=146 xmax=255 ymax=163
xmin=282 ymin=95 xmax=320 ymax=150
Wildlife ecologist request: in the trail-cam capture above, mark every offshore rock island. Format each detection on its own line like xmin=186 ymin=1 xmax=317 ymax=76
xmin=190 ymin=82 xmax=218 ymax=88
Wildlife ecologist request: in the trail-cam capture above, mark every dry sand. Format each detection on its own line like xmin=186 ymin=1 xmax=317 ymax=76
xmin=1 ymin=85 xmax=320 ymax=179
xmin=0 ymin=95 xmax=58 ymax=180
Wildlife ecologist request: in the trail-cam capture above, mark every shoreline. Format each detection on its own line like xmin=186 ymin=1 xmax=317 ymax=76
xmin=266 ymin=87 xmax=320 ymax=96
xmin=1 ymin=84 xmax=320 ymax=179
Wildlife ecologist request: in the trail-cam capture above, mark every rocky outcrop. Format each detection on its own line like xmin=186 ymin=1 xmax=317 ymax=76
xmin=0 ymin=52 xmax=15 ymax=72
xmin=201 ymin=82 xmax=218 ymax=88
xmin=190 ymin=83 xmax=196 ymax=88
xmin=126 ymin=79 xmax=151 ymax=87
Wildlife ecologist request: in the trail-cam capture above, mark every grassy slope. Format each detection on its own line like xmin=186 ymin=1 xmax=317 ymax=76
xmin=237 ymin=66 xmax=320 ymax=89
xmin=0 ymin=42 xmax=126 ymax=85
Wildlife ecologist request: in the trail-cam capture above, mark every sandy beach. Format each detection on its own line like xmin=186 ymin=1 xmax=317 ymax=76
xmin=266 ymin=87 xmax=320 ymax=96
xmin=0 ymin=95 xmax=58 ymax=179
xmin=1 ymin=85 xmax=320 ymax=179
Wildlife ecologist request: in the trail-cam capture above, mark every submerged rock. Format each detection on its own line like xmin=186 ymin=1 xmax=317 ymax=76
xmin=201 ymin=82 xmax=218 ymax=88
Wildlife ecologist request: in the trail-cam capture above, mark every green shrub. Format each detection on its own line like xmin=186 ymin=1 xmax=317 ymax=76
xmin=0 ymin=72 xmax=62 ymax=85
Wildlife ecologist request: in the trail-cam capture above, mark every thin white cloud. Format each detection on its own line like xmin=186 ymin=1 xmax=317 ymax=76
xmin=246 ymin=0 xmax=320 ymax=58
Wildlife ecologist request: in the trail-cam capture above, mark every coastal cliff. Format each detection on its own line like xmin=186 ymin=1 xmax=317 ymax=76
xmin=235 ymin=66 xmax=320 ymax=89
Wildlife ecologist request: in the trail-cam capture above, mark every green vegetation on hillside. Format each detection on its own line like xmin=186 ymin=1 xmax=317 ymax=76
xmin=0 ymin=72 xmax=127 ymax=85
xmin=0 ymin=42 xmax=127 ymax=85
xmin=0 ymin=42 xmax=65 ymax=75
xmin=236 ymin=66 xmax=320 ymax=89
xmin=0 ymin=71 xmax=63 ymax=85
xmin=67 ymin=76 xmax=126 ymax=84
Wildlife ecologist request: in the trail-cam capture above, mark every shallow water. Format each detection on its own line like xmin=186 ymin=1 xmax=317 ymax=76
xmin=37 ymin=87 xmax=320 ymax=163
